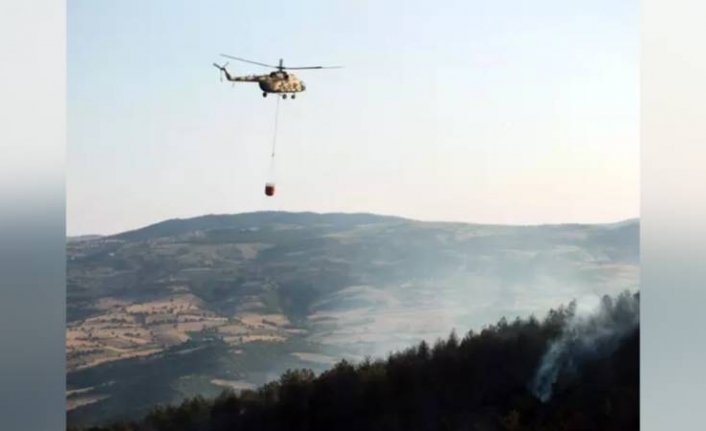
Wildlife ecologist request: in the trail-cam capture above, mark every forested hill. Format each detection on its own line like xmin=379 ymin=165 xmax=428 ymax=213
xmin=70 ymin=291 xmax=639 ymax=431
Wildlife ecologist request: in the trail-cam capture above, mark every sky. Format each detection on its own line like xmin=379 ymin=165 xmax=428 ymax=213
xmin=67 ymin=0 xmax=639 ymax=236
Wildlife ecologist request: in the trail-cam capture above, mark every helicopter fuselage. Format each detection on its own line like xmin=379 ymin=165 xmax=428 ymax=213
xmin=225 ymin=71 xmax=305 ymax=94
xmin=257 ymin=72 xmax=306 ymax=94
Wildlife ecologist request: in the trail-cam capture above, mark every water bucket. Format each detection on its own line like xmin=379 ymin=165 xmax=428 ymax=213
xmin=265 ymin=183 xmax=276 ymax=196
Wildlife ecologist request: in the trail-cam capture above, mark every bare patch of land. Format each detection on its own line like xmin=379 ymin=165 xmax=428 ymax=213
xmin=67 ymin=295 xmax=299 ymax=372
xmin=291 ymin=352 xmax=338 ymax=365
xmin=211 ymin=379 xmax=257 ymax=392
xmin=67 ymin=394 xmax=110 ymax=411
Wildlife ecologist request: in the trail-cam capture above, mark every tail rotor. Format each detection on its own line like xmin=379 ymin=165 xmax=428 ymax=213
xmin=213 ymin=62 xmax=229 ymax=82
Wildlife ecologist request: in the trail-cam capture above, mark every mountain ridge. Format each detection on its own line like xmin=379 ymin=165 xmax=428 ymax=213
xmin=89 ymin=211 xmax=639 ymax=242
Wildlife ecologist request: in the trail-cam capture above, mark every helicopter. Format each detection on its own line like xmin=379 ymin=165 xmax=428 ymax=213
xmin=213 ymin=54 xmax=341 ymax=99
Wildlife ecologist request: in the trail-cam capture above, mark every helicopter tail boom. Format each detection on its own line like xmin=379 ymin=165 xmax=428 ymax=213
xmin=214 ymin=63 xmax=262 ymax=83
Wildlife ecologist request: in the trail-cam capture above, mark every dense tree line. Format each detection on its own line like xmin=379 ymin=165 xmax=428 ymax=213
xmin=70 ymin=291 xmax=639 ymax=431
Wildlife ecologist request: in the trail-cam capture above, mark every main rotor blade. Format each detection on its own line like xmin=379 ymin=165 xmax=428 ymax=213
xmin=220 ymin=54 xmax=278 ymax=69
xmin=283 ymin=65 xmax=343 ymax=70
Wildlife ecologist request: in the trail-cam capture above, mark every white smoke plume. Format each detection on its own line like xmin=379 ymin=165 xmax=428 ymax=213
xmin=531 ymin=291 xmax=639 ymax=402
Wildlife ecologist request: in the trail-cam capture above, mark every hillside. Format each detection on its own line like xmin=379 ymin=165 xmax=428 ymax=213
xmin=69 ymin=291 xmax=640 ymax=431
xmin=66 ymin=212 xmax=639 ymax=426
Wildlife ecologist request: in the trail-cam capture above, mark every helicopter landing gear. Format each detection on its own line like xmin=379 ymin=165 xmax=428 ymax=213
xmin=282 ymin=94 xmax=288 ymax=100
xmin=291 ymin=94 xmax=296 ymax=99
xmin=262 ymin=92 xmax=267 ymax=98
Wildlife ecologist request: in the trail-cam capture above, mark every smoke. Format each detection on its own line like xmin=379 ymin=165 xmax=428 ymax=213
xmin=530 ymin=291 xmax=639 ymax=402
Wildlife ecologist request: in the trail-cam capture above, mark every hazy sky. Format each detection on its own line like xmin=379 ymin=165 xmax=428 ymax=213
xmin=67 ymin=0 xmax=638 ymax=236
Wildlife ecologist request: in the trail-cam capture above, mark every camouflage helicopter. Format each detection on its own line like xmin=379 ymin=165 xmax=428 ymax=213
xmin=213 ymin=54 xmax=341 ymax=99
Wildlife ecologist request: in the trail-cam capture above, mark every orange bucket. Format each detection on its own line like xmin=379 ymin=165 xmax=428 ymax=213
xmin=264 ymin=183 xmax=275 ymax=196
